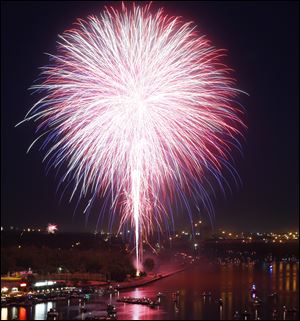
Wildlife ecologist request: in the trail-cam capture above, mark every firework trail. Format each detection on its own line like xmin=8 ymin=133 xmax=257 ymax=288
xmin=17 ymin=3 xmax=245 ymax=275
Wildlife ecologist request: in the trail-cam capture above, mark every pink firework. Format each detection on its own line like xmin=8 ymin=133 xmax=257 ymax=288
xmin=47 ymin=224 xmax=58 ymax=234
xmin=18 ymin=4 xmax=245 ymax=275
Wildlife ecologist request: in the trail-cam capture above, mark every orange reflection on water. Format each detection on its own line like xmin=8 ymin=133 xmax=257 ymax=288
xmin=279 ymin=276 xmax=283 ymax=291
xmin=193 ymin=300 xmax=201 ymax=319
xmin=227 ymin=291 xmax=233 ymax=320
xmin=279 ymin=262 xmax=283 ymax=272
xmin=292 ymin=272 xmax=297 ymax=292
xmin=285 ymin=272 xmax=290 ymax=291
xmin=19 ymin=307 xmax=26 ymax=320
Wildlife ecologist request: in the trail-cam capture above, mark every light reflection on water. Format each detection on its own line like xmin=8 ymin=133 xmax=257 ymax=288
xmin=35 ymin=302 xmax=53 ymax=320
xmin=19 ymin=307 xmax=27 ymax=320
xmin=1 ymin=262 xmax=298 ymax=320
xmin=1 ymin=308 xmax=8 ymax=320
xmin=11 ymin=307 xmax=17 ymax=320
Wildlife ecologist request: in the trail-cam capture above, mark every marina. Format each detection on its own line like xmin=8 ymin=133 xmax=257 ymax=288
xmin=1 ymin=261 xmax=298 ymax=320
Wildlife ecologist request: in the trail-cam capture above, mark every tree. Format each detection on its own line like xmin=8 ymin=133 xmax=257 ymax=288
xmin=143 ymin=258 xmax=155 ymax=272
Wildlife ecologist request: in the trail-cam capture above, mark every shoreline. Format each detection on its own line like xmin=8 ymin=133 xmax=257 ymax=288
xmin=114 ymin=265 xmax=190 ymax=290
xmin=1 ymin=265 xmax=191 ymax=308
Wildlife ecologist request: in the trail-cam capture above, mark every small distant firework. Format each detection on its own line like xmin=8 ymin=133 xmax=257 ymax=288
xmin=47 ymin=224 xmax=58 ymax=234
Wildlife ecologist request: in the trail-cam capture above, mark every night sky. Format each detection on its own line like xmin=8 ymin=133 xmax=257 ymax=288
xmin=1 ymin=1 xmax=299 ymax=233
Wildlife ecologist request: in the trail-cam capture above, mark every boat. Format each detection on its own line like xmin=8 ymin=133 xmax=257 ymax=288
xmin=201 ymin=291 xmax=212 ymax=298
xmin=107 ymin=304 xmax=116 ymax=312
xmin=106 ymin=286 xmax=118 ymax=294
xmin=107 ymin=304 xmax=117 ymax=319
xmin=250 ymin=284 xmax=257 ymax=299
xmin=80 ymin=306 xmax=88 ymax=313
xmin=272 ymin=309 xmax=278 ymax=319
xmin=241 ymin=310 xmax=251 ymax=320
xmin=117 ymin=297 xmax=159 ymax=307
xmin=252 ymin=296 xmax=262 ymax=304
xmin=148 ymin=301 xmax=157 ymax=308
xmin=47 ymin=308 xmax=59 ymax=320
xmin=233 ymin=311 xmax=240 ymax=320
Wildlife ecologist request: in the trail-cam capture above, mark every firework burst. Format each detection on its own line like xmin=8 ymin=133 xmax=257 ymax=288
xmin=47 ymin=223 xmax=58 ymax=234
xmin=17 ymin=3 xmax=245 ymax=274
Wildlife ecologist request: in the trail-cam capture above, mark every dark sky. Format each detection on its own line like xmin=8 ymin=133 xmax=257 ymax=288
xmin=1 ymin=1 xmax=299 ymax=233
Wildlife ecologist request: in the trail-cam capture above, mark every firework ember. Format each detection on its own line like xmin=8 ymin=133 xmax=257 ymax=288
xmin=17 ymin=4 xmax=245 ymax=275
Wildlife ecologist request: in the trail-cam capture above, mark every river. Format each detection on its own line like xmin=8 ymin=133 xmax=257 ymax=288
xmin=1 ymin=261 xmax=298 ymax=320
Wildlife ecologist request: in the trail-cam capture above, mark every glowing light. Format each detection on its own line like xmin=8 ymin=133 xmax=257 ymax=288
xmin=34 ymin=281 xmax=56 ymax=287
xmin=47 ymin=224 xmax=58 ymax=234
xmin=18 ymin=3 xmax=245 ymax=270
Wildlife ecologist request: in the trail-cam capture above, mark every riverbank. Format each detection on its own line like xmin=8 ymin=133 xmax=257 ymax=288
xmin=113 ymin=264 xmax=189 ymax=290
xmin=1 ymin=264 xmax=191 ymax=309
xmin=67 ymin=262 xmax=192 ymax=290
